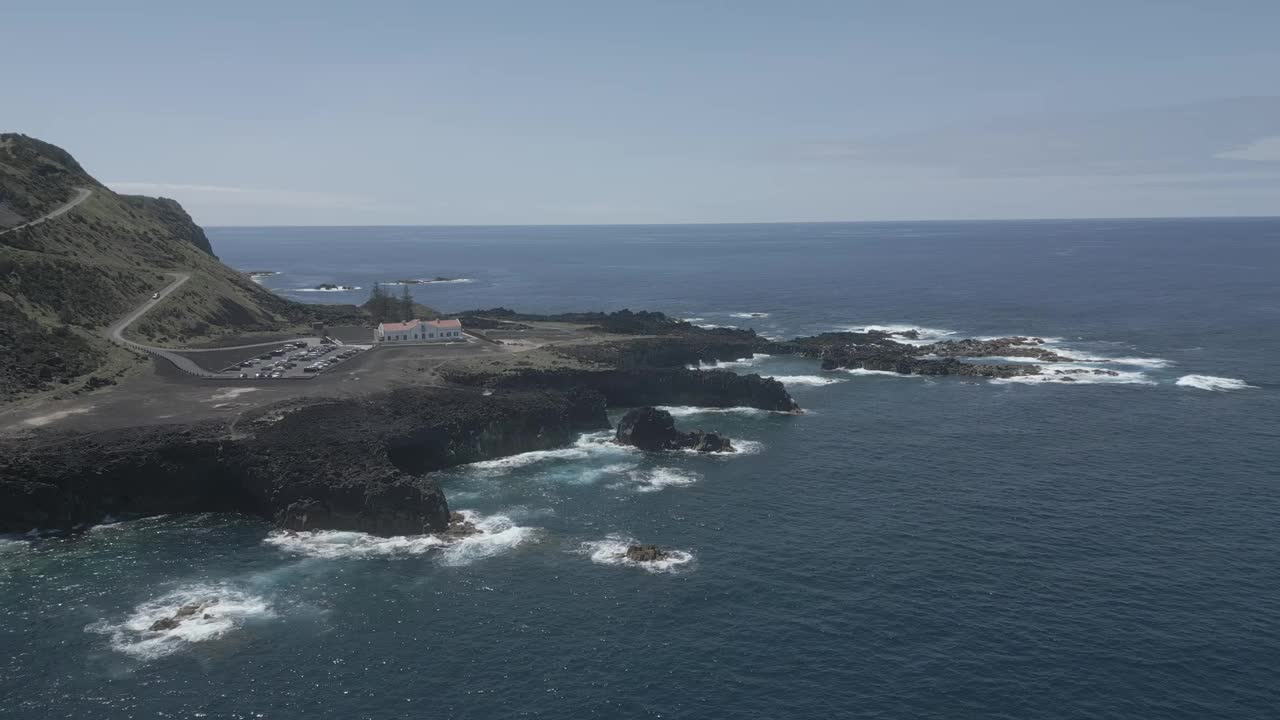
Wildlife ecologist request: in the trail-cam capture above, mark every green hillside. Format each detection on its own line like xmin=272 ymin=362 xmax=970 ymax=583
xmin=0 ymin=133 xmax=361 ymax=399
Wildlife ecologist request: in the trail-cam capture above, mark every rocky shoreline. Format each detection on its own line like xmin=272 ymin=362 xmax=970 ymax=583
xmin=1 ymin=310 xmax=1098 ymax=538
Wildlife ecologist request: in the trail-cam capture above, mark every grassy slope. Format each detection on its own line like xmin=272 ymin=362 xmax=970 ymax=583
xmin=0 ymin=133 xmax=362 ymax=400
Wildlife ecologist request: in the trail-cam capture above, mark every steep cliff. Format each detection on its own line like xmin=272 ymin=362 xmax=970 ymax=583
xmin=0 ymin=133 xmax=360 ymax=399
xmin=0 ymin=386 xmax=610 ymax=535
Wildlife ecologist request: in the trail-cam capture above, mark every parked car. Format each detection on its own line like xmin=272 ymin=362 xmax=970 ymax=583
xmin=151 ymin=292 xmax=160 ymax=299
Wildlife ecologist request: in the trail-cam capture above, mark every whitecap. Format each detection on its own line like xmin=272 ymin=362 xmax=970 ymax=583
xmin=657 ymin=405 xmax=770 ymax=417
xmin=263 ymin=529 xmax=447 ymax=559
xmin=577 ymin=535 xmax=695 ymax=574
xmin=437 ymin=511 xmax=540 ymax=567
xmin=842 ymin=368 xmax=925 ymax=378
xmin=992 ymin=365 xmax=1156 ymax=386
xmin=86 ymin=583 xmax=274 ymax=661
xmin=262 ymin=510 xmax=539 ymax=566
xmin=694 ymin=323 xmax=738 ymax=330
xmin=1175 ymin=375 xmax=1257 ymax=392
xmin=291 ymin=286 xmax=362 ymax=293
xmin=1105 ymin=357 xmax=1174 ymax=369
xmin=0 ymin=537 xmax=29 ymax=552
xmin=688 ymin=354 xmax=770 ymax=370
xmin=466 ymin=431 xmax=635 ymax=473
xmin=682 ymin=317 xmax=706 ymax=323
xmin=844 ymin=323 xmax=956 ymax=345
xmin=729 ymin=312 xmax=770 ymax=319
xmin=678 ymin=439 xmax=764 ymax=456
xmin=626 ymin=467 xmax=701 ymax=493
xmin=765 ymin=374 xmax=847 ymax=387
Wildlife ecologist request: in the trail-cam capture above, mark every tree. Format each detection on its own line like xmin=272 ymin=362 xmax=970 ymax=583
xmin=399 ymin=284 xmax=414 ymax=321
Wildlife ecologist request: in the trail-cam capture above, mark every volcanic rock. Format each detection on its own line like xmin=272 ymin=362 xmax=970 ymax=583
xmin=625 ymin=544 xmax=670 ymax=563
xmin=615 ymin=407 xmax=735 ymax=453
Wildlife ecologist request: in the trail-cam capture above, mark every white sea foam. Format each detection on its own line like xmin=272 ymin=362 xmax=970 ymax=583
xmin=682 ymin=317 xmax=705 ymax=323
xmin=689 ymin=354 xmax=769 ymax=370
xmin=677 ymin=439 xmax=764 ymax=456
xmin=626 ymin=467 xmax=701 ymax=493
xmin=467 ymin=431 xmax=635 ymax=473
xmin=264 ymin=529 xmax=447 ymax=558
xmin=437 ymin=511 xmax=541 ymax=567
xmin=383 ymin=278 xmax=474 ymax=285
xmin=577 ymin=535 xmax=695 ymax=574
xmin=842 ymin=368 xmax=924 ymax=378
xmin=729 ymin=312 xmax=770 ymax=319
xmin=765 ymin=374 xmax=847 ymax=387
xmin=845 ymin=323 xmax=956 ymax=346
xmin=0 ymin=537 xmax=28 ymax=552
xmin=694 ymin=323 xmax=738 ymax=330
xmin=992 ymin=365 xmax=1156 ymax=386
xmin=86 ymin=583 xmax=274 ymax=660
xmin=262 ymin=510 xmax=538 ymax=566
xmin=292 ymin=286 xmax=362 ymax=292
xmin=1175 ymin=375 xmax=1257 ymax=392
xmin=657 ymin=405 xmax=770 ymax=417
xmin=1105 ymin=357 xmax=1174 ymax=369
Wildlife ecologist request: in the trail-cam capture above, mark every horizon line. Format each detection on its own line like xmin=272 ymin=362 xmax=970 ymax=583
xmin=204 ymin=214 xmax=1280 ymax=229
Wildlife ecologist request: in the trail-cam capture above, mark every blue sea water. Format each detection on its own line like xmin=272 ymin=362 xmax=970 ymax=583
xmin=3 ymin=219 xmax=1279 ymax=719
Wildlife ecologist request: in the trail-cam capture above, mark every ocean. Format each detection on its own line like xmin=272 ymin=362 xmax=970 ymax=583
xmin=3 ymin=219 xmax=1278 ymax=718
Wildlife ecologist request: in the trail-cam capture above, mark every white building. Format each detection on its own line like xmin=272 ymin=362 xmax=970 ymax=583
xmin=375 ymin=318 xmax=464 ymax=343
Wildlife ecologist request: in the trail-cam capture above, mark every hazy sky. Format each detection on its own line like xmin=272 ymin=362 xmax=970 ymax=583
xmin=5 ymin=0 xmax=1280 ymax=225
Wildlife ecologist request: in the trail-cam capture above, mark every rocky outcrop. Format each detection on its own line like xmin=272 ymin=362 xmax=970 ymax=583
xmin=0 ymin=386 xmax=608 ymax=536
xmin=442 ymin=365 xmax=800 ymax=413
xmin=766 ymin=331 xmax=1045 ymax=379
xmin=615 ymin=407 xmax=734 ymax=453
xmin=625 ymin=544 xmax=671 ymax=563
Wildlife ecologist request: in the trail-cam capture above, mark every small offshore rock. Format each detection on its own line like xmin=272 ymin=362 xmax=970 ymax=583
xmin=625 ymin=544 xmax=670 ymax=563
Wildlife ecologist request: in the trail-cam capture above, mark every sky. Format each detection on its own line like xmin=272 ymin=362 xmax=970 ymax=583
xmin=4 ymin=0 xmax=1280 ymax=225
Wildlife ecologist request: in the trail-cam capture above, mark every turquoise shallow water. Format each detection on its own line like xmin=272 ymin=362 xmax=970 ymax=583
xmin=3 ymin=219 xmax=1278 ymax=718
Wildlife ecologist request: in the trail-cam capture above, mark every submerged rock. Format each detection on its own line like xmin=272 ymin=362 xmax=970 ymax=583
xmin=442 ymin=511 xmax=480 ymax=537
xmin=615 ymin=407 xmax=735 ymax=453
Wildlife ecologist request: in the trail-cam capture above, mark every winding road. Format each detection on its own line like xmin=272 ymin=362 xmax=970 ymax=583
xmin=106 ymin=272 xmax=324 ymax=376
xmin=105 ymin=272 xmax=222 ymax=377
xmin=0 ymin=187 xmax=92 ymax=236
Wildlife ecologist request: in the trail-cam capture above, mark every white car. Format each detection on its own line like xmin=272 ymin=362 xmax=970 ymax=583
xmin=151 ymin=292 xmax=160 ymax=299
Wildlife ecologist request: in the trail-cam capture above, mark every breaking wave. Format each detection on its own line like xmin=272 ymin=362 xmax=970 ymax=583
xmin=766 ymin=374 xmax=847 ymax=387
xmin=467 ymin=431 xmax=635 ymax=473
xmin=1175 ymin=375 xmax=1257 ymax=392
xmin=842 ymin=368 xmax=925 ymax=379
xmin=577 ymin=535 xmax=695 ymax=574
xmin=694 ymin=323 xmax=738 ymax=330
xmin=292 ymin=286 xmax=361 ymax=292
xmin=264 ymin=529 xmax=446 ymax=558
xmin=845 ymin=323 xmax=956 ymax=346
xmin=658 ymin=405 xmax=770 ymax=417
xmin=85 ymin=583 xmax=273 ymax=661
xmin=689 ymin=354 xmax=769 ymax=370
xmin=729 ymin=312 xmax=770 ymax=319
xmin=992 ymin=365 xmax=1156 ymax=386
xmin=262 ymin=510 xmax=538 ymax=566
xmin=625 ymin=467 xmax=701 ymax=493
xmin=437 ymin=511 xmax=541 ymax=567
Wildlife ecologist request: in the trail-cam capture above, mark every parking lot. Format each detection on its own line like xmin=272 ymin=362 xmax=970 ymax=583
xmin=214 ymin=339 xmax=373 ymax=379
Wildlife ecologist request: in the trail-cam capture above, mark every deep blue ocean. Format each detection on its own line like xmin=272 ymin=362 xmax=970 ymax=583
xmin=3 ymin=219 xmax=1278 ymax=719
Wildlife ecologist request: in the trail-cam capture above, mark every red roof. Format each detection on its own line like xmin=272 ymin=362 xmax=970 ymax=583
xmin=425 ymin=319 xmax=462 ymax=328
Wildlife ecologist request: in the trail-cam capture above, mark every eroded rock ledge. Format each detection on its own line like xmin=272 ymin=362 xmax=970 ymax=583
xmin=0 ymin=366 xmax=796 ymax=535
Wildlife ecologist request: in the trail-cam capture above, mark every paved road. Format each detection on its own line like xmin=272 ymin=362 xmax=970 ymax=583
xmin=104 ymin=272 xmax=220 ymax=377
xmin=0 ymin=187 xmax=92 ymax=236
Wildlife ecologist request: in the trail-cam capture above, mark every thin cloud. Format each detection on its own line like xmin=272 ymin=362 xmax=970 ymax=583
xmin=1215 ymin=136 xmax=1280 ymax=162
xmin=106 ymin=181 xmax=387 ymax=210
